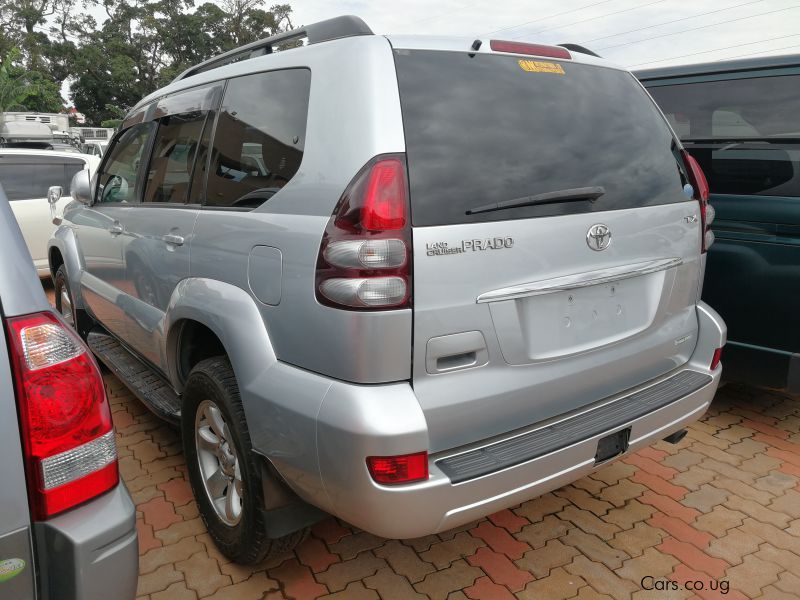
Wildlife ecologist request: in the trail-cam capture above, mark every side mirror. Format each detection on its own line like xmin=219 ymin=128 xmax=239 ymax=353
xmin=70 ymin=169 xmax=92 ymax=205
xmin=48 ymin=185 xmax=64 ymax=225
xmin=47 ymin=186 xmax=62 ymax=205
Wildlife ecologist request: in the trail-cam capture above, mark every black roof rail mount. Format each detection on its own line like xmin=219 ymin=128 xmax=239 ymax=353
xmin=558 ymin=43 xmax=601 ymax=58
xmin=174 ymin=15 xmax=373 ymax=82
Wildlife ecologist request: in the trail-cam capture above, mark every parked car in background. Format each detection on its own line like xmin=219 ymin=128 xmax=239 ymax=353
xmin=637 ymin=55 xmax=800 ymax=392
xmin=51 ymin=15 xmax=726 ymax=565
xmin=1 ymin=149 xmax=100 ymax=277
xmin=82 ymin=142 xmax=105 ymax=158
xmin=0 ymin=185 xmax=137 ymax=600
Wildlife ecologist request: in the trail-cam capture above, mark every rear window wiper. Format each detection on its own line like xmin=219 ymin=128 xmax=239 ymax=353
xmin=466 ymin=186 xmax=605 ymax=215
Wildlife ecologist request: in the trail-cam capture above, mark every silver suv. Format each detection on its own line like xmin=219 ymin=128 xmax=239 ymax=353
xmin=1 ymin=188 xmax=137 ymax=599
xmin=49 ymin=16 xmax=726 ymax=564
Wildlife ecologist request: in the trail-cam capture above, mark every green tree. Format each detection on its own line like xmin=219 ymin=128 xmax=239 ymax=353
xmin=0 ymin=48 xmax=63 ymax=112
xmin=0 ymin=51 xmax=30 ymax=111
xmin=1 ymin=0 xmax=296 ymax=124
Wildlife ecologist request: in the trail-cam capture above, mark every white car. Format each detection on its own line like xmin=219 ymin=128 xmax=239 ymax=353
xmin=0 ymin=149 xmax=100 ymax=277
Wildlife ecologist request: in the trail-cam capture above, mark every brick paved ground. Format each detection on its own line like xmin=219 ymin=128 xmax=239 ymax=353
xmin=104 ymin=373 xmax=800 ymax=600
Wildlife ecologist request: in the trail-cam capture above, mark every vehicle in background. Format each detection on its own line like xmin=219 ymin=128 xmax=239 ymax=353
xmin=0 ymin=122 xmax=54 ymax=149
xmin=1 ymin=149 xmax=100 ymax=277
xmin=51 ymin=16 xmax=726 ymax=564
xmin=637 ymin=55 xmax=800 ymax=392
xmin=72 ymin=127 xmax=114 ymax=158
xmin=82 ymin=142 xmax=105 ymax=157
xmin=1 ymin=112 xmax=70 ymax=134
xmin=0 ymin=185 xmax=137 ymax=600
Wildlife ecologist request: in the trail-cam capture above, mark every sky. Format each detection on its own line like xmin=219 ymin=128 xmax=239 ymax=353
xmin=284 ymin=0 xmax=800 ymax=70
xmin=66 ymin=0 xmax=799 ymax=104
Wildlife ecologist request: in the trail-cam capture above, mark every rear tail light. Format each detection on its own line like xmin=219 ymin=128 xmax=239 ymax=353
xmin=6 ymin=311 xmax=118 ymax=519
xmin=316 ymin=155 xmax=412 ymax=310
xmin=681 ymin=150 xmax=714 ymax=253
xmin=710 ymin=347 xmax=723 ymax=371
xmin=490 ymin=40 xmax=571 ymax=59
xmin=367 ymin=452 xmax=429 ymax=485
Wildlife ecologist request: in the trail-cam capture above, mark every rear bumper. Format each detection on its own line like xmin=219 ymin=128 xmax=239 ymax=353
xmin=33 ymin=483 xmax=138 ymax=600
xmin=284 ymin=302 xmax=726 ymax=539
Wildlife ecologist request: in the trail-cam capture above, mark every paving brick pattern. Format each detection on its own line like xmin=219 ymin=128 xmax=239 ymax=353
xmin=104 ymin=375 xmax=799 ymax=600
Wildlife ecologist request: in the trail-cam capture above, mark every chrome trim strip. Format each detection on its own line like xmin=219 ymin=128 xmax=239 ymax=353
xmin=476 ymin=257 xmax=683 ymax=303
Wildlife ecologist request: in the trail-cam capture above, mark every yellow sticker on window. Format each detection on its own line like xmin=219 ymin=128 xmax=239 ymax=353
xmin=518 ymin=59 xmax=565 ymax=75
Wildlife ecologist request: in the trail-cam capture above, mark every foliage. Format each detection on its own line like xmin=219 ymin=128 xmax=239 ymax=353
xmin=0 ymin=48 xmax=62 ymax=112
xmin=0 ymin=0 xmax=294 ymax=124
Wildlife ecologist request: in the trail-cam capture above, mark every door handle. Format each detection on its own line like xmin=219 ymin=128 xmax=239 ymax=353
xmin=162 ymin=234 xmax=185 ymax=246
xmin=109 ymin=223 xmax=123 ymax=235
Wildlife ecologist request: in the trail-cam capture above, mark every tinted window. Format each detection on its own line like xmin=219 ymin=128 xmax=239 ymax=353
xmin=205 ymin=68 xmax=310 ymax=208
xmin=646 ymin=75 xmax=800 ymax=139
xmin=0 ymin=155 xmax=86 ymax=200
xmin=684 ymin=144 xmax=800 ymax=197
xmin=97 ymin=123 xmax=156 ymax=204
xmin=394 ymin=51 xmax=687 ymax=226
xmin=646 ymin=76 xmax=800 ymax=198
xmin=143 ymin=112 xmax=207 ymax=204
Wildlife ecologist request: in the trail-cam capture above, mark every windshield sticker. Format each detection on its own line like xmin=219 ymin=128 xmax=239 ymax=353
xmin=0 ymin=558 xmax=26 ymax=583
xmin=518 ymin=59 xmax=565 ymax=75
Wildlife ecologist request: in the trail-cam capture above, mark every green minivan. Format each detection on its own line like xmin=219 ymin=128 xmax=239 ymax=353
xmin=637 ymin=55 xmax=799 ymax=392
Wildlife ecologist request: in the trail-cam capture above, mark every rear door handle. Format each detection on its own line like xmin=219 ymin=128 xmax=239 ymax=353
xmin=162 ymin=234 xmax=185 ymax=246
xmin=109 ymin=223 xmax=123 ymax=235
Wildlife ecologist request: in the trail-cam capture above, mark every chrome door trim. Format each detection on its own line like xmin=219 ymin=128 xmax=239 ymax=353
xmin=476 ymin=257 xmax=683 ymax=304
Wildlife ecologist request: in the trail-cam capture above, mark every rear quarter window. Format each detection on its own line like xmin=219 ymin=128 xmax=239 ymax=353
xmin=394 ymin=50 xmax=688 ymax=226
xmin=0 ymin=155 xmax=86 ymax=201
xmin=204 ymin=68 xmax=311 ymax=209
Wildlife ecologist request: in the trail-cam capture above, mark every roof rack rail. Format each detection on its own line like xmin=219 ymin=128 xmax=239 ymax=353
xmin=558 ymin=43 xmax=601 ymax=58
xmin=173 ymin=15 xmax=373 ymax=82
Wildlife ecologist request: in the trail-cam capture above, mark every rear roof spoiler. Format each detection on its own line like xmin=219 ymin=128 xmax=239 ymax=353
xmin=558 ymin=43 xmax=601 ymax=58
xmin=173 ymin=15 xmax=373 ymax=83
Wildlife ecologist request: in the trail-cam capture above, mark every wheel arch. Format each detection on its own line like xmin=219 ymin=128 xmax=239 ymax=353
xmin=165 ymin=279 xmax=326 ymax=534
xmin=165 ymin=278 xmax=278 ymax=394
xmin=48 ymin=227 xmax=86 ymax=309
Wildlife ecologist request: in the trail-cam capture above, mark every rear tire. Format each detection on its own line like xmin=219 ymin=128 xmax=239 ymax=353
xmin=53 ymin=265 xmax=81 ymax=329
xmin=181 ymin=356 xmax=307 ymax=564
xmin=54 ymin=265 xmax=94 ymax=339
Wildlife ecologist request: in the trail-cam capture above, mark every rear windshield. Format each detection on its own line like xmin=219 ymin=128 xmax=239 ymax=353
xmin=645 ymin=75 xmax=800 ymax=198
xmin=0 ymin=155 xmax=86 ymax=201
xmin=394 ymin=50 xmax=687 ymax=226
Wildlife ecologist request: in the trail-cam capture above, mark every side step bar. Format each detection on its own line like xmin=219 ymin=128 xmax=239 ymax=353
xmin=436 ymin=370 xmax=712 ymax=484
xmin=87 ymin=330 xmax=181 ymax=424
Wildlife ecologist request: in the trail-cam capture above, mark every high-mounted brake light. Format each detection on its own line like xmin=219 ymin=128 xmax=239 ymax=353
xmin=6 ymin=312 xmax=118 ymax=519
xmin=490 ymin=40 xmax=571 ymax=60
xmin=681 ymin=151 xmax=715 ymax=253
xmin=367 ymin=452 xmax=429 ymax=485
xmin=316 ymin=154 xmax=412 ymax=310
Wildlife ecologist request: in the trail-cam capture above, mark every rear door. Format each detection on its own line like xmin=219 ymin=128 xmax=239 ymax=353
xmin=0 ymin=154 xmax=87 ymax=271
xmin=645 ymin=72 xmax=800 ymax=388
xmin=395 ymin=49 xmax=703 ymax=452
xmin=120 ymin=84 xmax=220 ymax=369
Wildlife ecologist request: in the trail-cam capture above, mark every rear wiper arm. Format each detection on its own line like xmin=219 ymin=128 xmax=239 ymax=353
xmin=466 ymin=186 xmax=605 ymax=215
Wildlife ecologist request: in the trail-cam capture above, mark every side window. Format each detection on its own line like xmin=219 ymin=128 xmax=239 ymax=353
xmin=63 ymin=158 xmax=85 ymax=186
xmin=143 ymin=111 xmax=207 ymax=204
xmin=97 ymin=123 xmax=156 ymax=204
xmin=205 ymin=68 xmax=311 ymax=208
xmin=0 ymin=156 xmax=86 ymax=200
